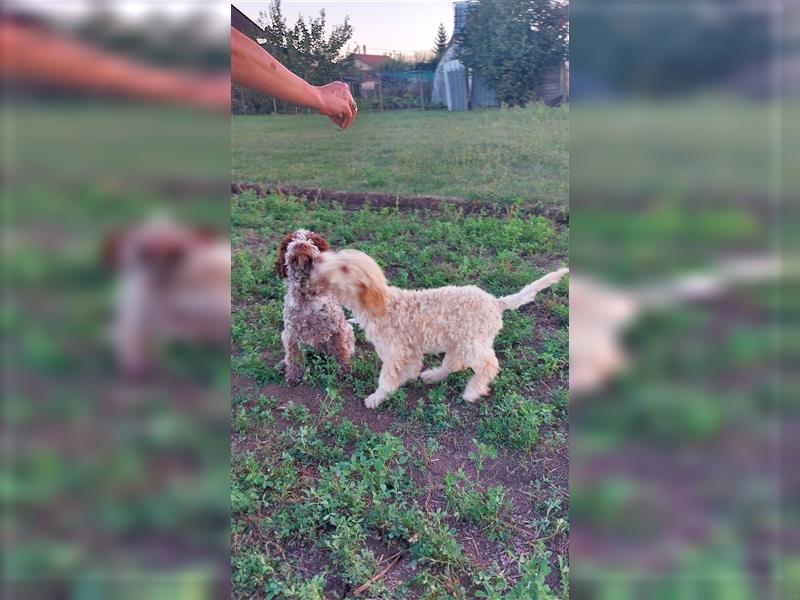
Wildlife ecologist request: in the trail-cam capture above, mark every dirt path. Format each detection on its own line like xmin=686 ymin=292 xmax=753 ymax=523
xmin=231 ymin=181 xmax=569 ymax=225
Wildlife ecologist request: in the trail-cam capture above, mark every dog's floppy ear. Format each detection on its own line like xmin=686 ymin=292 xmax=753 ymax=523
xmin=191 ymin=225 xmax=223 ymax=244
xmin=358 ymin=281 xmax=387 ymax=317
xmin=275 ymin=233 xmax=294 ymax=278
xmin=309 ymin=232 xmax=330 ymax=253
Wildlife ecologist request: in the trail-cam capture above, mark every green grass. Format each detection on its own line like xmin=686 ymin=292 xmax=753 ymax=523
xmin=231 ymin=190 xmax=569 ymax=598
xmin=232 ymin=106 xmax=568 ymax=207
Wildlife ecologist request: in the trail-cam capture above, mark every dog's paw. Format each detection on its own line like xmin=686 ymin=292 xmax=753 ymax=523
xmin=462 ymin=389 xmax=484 ymax=403
xmin=420 ymin=368 xmax=444 ymax=385
xmin=364 ymin=392 xmax=384 ymax=409
xmin=285 ymin=364 xmax=304 ymax=385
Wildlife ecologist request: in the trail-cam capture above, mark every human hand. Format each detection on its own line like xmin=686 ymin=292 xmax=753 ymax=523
xmin=315 ymin=81 xmax=357 ymax=129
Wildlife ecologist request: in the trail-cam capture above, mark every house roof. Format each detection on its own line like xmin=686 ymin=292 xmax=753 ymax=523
xmin=353 ymin=54 xmax=390 ymax=70
xmin=232 ymin=4 xmax=264 ymax=41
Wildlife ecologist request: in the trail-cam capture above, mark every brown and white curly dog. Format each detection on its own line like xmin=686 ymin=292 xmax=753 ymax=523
xmin=276 ymin=230 xmax=355 ymax=384
xmin=311 ymin=249 xmax=568 ymax=408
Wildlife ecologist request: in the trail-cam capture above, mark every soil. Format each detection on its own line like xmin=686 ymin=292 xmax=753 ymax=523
xmin=231 ymin=181 xmax=569 ymax=226
xmin=232 ymin=355 xmax=569 ymax=595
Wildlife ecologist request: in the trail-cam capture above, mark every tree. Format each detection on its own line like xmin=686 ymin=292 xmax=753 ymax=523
xmin=433 ymin=22 xmax=448 ymax=59
xmin=456 ymin=0 xmax=568 ymax=107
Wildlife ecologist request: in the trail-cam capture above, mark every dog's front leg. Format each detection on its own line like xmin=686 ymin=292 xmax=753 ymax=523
xmin=114 ymin=276 xmax=155 ymax=378
xmin=364 ymin=361 xmax=400 ymax=409
xmin=282 ymin=329 xmax=304 ymax=385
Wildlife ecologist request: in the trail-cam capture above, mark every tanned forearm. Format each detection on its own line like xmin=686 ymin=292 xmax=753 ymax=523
xmin=230 ymin=27 xmax=356 ymax=129
xmin=230 ymin=27 xmax=322 ymax=111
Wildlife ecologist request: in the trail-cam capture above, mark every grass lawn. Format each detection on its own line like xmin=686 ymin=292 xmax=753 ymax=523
xmin=231 ymin=191 xmax=569 ymax=598
xmin=232 ymin=106 xmax=568 ymax=208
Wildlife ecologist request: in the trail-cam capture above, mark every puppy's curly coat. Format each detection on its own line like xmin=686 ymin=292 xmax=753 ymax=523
xmin=311 ymin=249 xmax=568 ymax=408
xmin=276 ymin=230 xmax=355 ymax=384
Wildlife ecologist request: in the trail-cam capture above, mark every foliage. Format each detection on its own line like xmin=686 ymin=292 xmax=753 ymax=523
xmin=259 ymin=0 xmax=354 ymax=87
xmin=433 ymin=22 xmax=449 ymax=60
xmin=468 ymin=438 xmax=497 ymax=476
xmin=478 ymin=393 xmax=555 ymax=451
xmin=457 ymin=0 xmax=568 ymax=107
xmin=443 ymin=469 xmax=512 ymax=540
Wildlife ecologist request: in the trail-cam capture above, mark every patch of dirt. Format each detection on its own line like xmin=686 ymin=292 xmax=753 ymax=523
xmin=231 ymin=181 xmax=569 ymax=225
xmin=570 ymin=419 xmax=788 ymax=577
xmin=234 ymin=361 xmax=569 ymax=591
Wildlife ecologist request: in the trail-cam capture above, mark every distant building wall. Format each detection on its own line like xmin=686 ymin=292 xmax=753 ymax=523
xmin=470 ymin=74 xmax=500 ymax=108
xmin=534 ymin=62 xmax=569 ymax=104
xmin=432 ymin=43 xmax=498 ymax=110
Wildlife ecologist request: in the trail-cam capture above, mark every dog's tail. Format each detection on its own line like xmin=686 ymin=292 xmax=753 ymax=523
xmin=497 ymin=267 xmax=569 ymax=311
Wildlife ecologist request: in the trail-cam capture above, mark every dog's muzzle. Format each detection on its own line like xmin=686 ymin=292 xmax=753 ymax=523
xmin=295 ymin=254 xmax=310 ymax=271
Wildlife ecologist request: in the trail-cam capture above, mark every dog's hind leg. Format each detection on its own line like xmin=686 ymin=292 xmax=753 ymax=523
xmin=421 ymin=353 xmax=464 ymax=384
xmin=462 ymin=348 xmax=500 ymax=403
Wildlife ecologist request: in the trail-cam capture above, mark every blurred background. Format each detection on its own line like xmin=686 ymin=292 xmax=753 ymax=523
xmin=2 ymin=1 xmax=230 ymax=598
xmin=570 ymin=0 xmax=796 ymax=598
xmin=4 ymin=0 xmax=798 ymax=598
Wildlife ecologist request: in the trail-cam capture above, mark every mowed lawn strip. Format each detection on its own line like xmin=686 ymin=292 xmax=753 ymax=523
xmin=231 ymin=191 xmax=569 ymax=598
xmin=232 ymin=106 xmax=568 ymax=208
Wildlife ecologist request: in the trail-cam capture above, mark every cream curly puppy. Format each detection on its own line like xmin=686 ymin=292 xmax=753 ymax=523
xmin=311 ymin=249 xmax=568 ymax=408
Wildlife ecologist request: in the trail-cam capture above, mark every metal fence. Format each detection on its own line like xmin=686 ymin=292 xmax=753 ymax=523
xmin=351 ymin=70 xmax=438 ymax=111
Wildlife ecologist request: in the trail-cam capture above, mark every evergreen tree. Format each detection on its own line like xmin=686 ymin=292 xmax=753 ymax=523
xmin=457 ymin=0 xmax=568 ymax=107
xmin=433 ymin=22 xmax=448 ymax=59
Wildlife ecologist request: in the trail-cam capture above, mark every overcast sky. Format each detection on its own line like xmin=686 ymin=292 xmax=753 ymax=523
xmin=234 ymin=1 xmax=455 ymax=56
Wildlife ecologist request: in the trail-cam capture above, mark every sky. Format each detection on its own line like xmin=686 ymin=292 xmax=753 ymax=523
xmin=234 ymin=1 xmax=455 ymax=57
